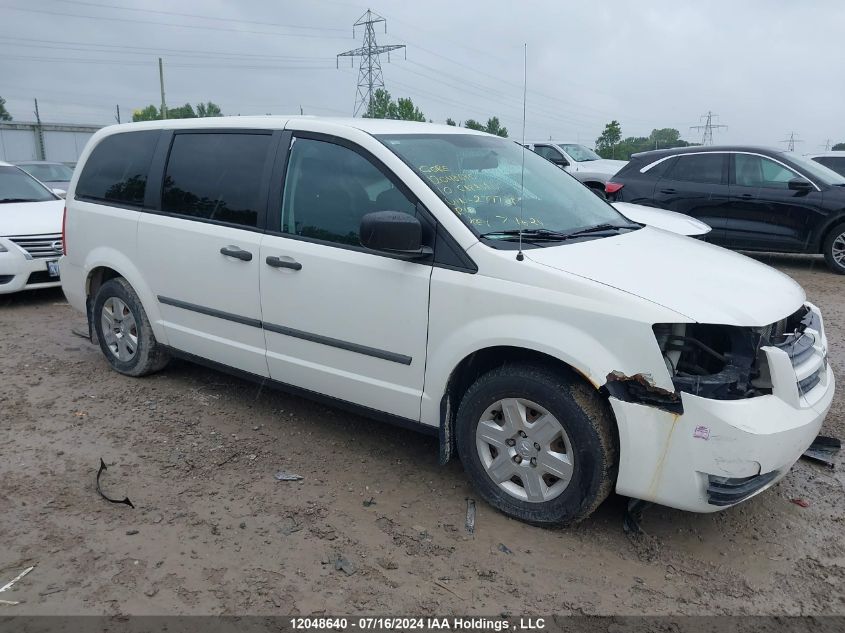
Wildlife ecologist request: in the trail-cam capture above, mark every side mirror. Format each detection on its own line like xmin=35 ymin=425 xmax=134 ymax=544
xmin=51 ymin=188 xmax=67 ymax=198
xmin=360 ymin=211 xmax=432 ymax=259
xmin=788 ymin=178 xmax=813 ymax=192
xmin=551 ymin=158 xmax=570 ymax=168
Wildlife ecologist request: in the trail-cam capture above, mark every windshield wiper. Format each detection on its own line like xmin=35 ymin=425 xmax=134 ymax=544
xmin=563 ymin=222 xmax=639 ymax=237
xmin=479 ymin=228 xmax=574 ymax=241
xmin=0 ymin=198 xmax=40 ymax=203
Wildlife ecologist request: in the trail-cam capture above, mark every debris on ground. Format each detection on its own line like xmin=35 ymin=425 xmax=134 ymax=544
xmin=497 ymin=543 xmax=513 ymax=554
xmin=0 ymin=564 xmax=36 ymax=604
xmin=333 ymin=555 xmax=355 ymax=575
xmin=801 ymin=435 xmax=841 ymax=469
xmin=363 ymin=497 xmax=376 ymax=507
xmin=791 ymin=498 xmax=810 ymax=508
xmin=95 ymin=459 xmax=134 ymax=509
xmin=125 ymin=529 xmax=139 ymax=535
xmin=274 ymin=470 xmax=304 ymax=481
xmin=465 ymin=498 xmax=476 ymax=534
xmin=623 ymin=498 xmax=652 ymax=535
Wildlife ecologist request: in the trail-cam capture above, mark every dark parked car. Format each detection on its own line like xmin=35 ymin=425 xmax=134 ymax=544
xmin=606 ymin=146 xmax=845 ymax=273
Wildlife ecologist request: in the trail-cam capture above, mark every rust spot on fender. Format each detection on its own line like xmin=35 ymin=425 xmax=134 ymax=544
xmin=604 ymin=371 xmax=683 ymax=414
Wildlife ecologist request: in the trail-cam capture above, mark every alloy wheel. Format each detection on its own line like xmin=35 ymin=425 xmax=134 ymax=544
xmin=100 ymin=296 xmax=139 ymax=362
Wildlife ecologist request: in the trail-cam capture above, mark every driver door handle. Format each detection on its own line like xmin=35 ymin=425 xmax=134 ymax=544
xmin=266 ymin=255 xmax=302 ymax=271
xmin=220 ymin=245 xmax=253 ymax=261
xmin=659 ymin=188 xmax=676 ymax=194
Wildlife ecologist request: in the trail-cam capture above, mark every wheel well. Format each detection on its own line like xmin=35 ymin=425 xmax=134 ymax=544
xmin=438 ymin=346 xmax=617 ymax=463
xmin=86 ymin=266 xmax=122 ymax=298
xmin=819 ymin=217 xmax=845 ymax=253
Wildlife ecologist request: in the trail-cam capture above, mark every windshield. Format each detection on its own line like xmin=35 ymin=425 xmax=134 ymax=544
xmin=377 ymin=134 xmax=628 ymax=241
xmin=0 ymin=166 xmax=56 ymax=203
xmin=559 ymin=144 xmax=601 ymax=162
xmin=785 ymin=153 xmax=845 ymax=186
xmin=18 ymin=163 xmax=73 ymax=183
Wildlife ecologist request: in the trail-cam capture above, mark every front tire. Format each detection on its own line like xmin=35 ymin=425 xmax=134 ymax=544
xmin=92 ymin=278 xmax=169 ymax=376
xmin=822 ymin=222 xmax=845 ymax=275
xmin=456 ymin=363 xmax=617 ymax=526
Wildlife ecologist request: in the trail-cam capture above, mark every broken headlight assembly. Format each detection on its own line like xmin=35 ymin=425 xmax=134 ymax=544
xmin=653 ymin=323 xmax=766 ymax=400
xmin=653 ymin=305 xmax=817 ymax=401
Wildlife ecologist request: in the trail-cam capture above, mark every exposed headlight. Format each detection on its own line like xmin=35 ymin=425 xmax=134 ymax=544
xmin=653 ymin=323 xmax=766 ymax=400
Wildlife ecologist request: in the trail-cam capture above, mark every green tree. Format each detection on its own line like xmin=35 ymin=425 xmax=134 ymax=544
xmin=463 ymin=119 xmax=485 ymax=131
xmin=196 ymin=101 xmax=223 ymax=117
xmin=132 ymin=105 xmax=160 ymax=122
xmin=446 ymin=118 xmax=456 ymax=126
xmin=364 ymin=88 xmax=393 ymax=119
xmin=364 ymin=89 xmax=425 ymax=121
xmin=833 ymin=142 xmax=845 ymax=151
xmin=394 ymin=97 xmax=425 ymax=122
xmin=484 ymin=116 xmax=508 ymax=137
xmin=0 ymin=96 xmax=11 ymax=121
xmin=132 ymin=101 xmax=222 ymax=122
xmin=595 ymin=120 xmax=622 ymax=158
xmin=168 ymin=103 xmax=197 ymax=119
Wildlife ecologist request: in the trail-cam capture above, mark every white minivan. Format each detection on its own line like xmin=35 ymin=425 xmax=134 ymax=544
xmin=61 ymin=117 xmax=834 ymax=525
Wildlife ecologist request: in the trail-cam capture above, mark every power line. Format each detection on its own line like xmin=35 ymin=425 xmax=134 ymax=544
xmin=337 ymin=9 xmax=406 ymax=117
xmin=780 ymin=132 xmax=803 ymax=152
xmin=50 ymin=0 xmax=347 ymax=32
xmin=690 ymin=111 xmax=727 ymax=145
xmin=0 ymin=5 xmax=350 ymax=40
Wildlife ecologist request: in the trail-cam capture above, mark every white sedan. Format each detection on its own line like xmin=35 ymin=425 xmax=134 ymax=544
xmin=0 ymin=162 xmax=65 ymax=294
xmin=612 ymin=201 xmax=711 ymax=237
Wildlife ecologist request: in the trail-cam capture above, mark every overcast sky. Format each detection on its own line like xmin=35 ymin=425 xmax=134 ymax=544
xmin=2 ymin=0 xmax=843 ymax=150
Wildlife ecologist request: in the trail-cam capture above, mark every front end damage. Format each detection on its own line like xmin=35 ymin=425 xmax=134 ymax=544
xmin=607 ymin=303 xmax=834 ymax=513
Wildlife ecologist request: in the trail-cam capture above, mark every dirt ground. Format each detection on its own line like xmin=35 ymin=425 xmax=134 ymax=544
xmin=1 ymin=253 xmax=843 ymax=617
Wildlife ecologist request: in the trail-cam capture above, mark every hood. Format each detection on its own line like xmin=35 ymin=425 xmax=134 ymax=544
xmin=612 ymin=202 xmax=711 ymax=236
xmin=572 ymin=159 xmax=627 ymax=176
xmin=526 ymin=226 xmax=805 ymax=326
xmin=0 ymin=199 xmax=64 ymax=237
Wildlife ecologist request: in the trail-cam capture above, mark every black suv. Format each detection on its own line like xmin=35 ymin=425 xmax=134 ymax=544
xmin=606 ymin=146 xmax=845 ymax=273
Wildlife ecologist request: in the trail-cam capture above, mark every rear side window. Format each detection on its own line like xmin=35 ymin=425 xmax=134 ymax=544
xmin=162 ymin=133 xmax=271 ymax=228
xmin=76 ymin=131 xmax=158 ymax=206
xmin=664 ymin=154 xmax=724 ymax=184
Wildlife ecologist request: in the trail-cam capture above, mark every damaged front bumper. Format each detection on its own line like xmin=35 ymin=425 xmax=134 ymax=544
xmin=610 ymin=303 xmax=834 ymax=513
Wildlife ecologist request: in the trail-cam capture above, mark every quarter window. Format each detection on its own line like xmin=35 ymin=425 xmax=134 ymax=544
xmin=280 ymin=137 xmax=416 ymax=246
xmin=665 ymin=154 xmax=724 ymax=184
xmin=76 ymin=131 xmax=158 ymax=206
xmin=734 ymin=154 xmax=800 ymax=189
xmin=162 ymin=133 xmax=271 ymax=228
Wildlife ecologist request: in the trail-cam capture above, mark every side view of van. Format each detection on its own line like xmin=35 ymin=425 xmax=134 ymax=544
xmin=61 ymin=117 xmax=834 ymax=526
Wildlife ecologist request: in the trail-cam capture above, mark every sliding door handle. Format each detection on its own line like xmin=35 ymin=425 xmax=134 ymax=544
xmin=266 ymin=255 xmax=302 ymax=271
xmin=220 ymin=245 xmax=253 ymax=261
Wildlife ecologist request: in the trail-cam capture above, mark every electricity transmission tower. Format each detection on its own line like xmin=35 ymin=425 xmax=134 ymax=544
xmin=690 ymin=111 xmax=728 ymax=145
xmin=780 ymin=132 xmax=803 ymax=152
xmin=822 ymin=139 xmax=831 ymax=151
xmin=337 ymin=9 xmax=406 ymax=117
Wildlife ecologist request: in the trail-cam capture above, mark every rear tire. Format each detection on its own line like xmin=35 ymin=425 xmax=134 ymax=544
xmin=456 ymin=363 xmax=617 ymax=526
xmin=92 ymin=278 xmax=169 ymax=376
xmin=588 ymin=185 xmax=607 ymax=200
xmin=822 ymin=222 xmax=845 ymax=275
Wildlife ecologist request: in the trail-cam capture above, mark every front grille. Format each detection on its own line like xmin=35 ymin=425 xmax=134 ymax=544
xmin=768 ymin=306 xmax=825 ymax=397
xmin=26 ymin=270 xmax=58 ymax=285
xmin=0 ymin=275 xmax=12 ymax=284
xmin=7 ymin=233 xmax=63 ymax=259
xmin=706 ymin=471 xmax=779 ymax=506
